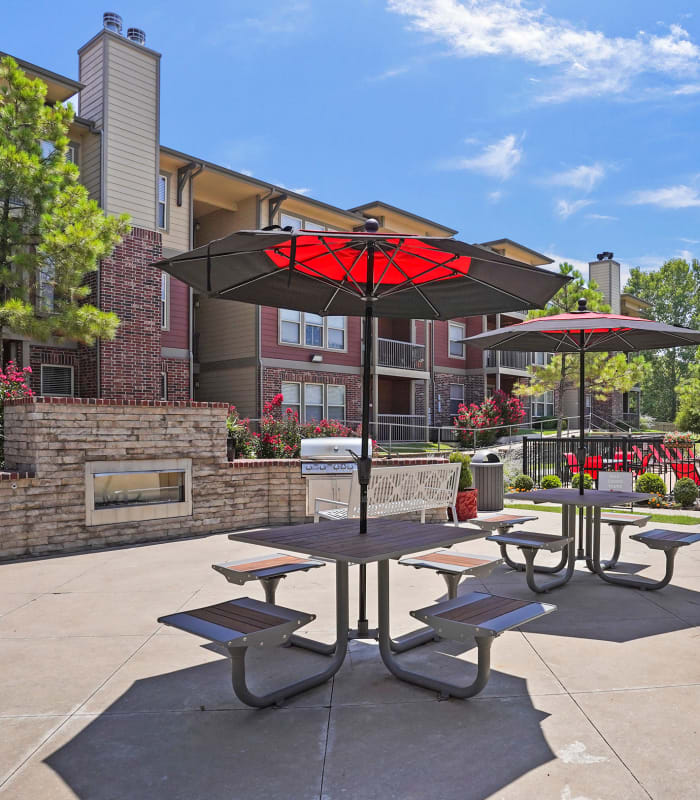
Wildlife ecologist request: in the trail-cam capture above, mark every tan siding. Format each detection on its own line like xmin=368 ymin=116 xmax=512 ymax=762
xmin=161 ymin=171 xmax=190 ymax=254
xmin=80 ymin=132 xmax=101 ymax=203
xmin=104 ymin=37 xmax=158 ymax=229
xmin=196 ymin=297 xmax=256 ymax=362
xmin=78 ymin=39 xmax=104 ymax=127
xmin=197 ymin=365 xmax=257 ymax=415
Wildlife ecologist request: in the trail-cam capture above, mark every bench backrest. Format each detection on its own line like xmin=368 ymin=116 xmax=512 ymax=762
xmin=343 ymin=463 xmax=461 ymax=519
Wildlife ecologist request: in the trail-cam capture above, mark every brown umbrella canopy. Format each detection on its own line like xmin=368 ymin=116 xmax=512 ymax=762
xmin=154 ymin=228 xmax=569 ymax=320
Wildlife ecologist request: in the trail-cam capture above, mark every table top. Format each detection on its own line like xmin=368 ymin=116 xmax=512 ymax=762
xmin=505 ymin=488 xmax=650 ymax=507
xmin=231 ymin=519 xmax=477 ymax=564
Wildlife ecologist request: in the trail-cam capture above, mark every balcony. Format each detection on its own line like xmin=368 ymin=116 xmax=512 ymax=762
xmin=485 ymin=350 xmax=531 ymax=371
xmin=377 ymin=337 xmax=426 ymax=371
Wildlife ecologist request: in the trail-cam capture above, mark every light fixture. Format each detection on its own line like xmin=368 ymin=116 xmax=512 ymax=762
xmin=311 ymin=354 xmax=323 ymax=363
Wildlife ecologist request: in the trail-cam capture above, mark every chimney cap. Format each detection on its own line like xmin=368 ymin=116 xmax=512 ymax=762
xmin=126 ymin=27 xmax=146 ymax=45
xmin=103 ymin=12 xmax=123 ymax=33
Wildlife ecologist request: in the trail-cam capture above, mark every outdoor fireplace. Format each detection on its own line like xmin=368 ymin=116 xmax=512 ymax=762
xmin=85 ymin=459 xmax=192 ymax=526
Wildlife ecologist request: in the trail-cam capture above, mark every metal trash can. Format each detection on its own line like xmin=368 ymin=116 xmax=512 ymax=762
xmin=471 ymin=450 xmax=503 ymax=511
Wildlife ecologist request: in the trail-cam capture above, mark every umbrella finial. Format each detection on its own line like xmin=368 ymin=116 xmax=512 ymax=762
xmin=577 ymin=297 xmax=588 ymax=313
xmin=363 ymin=218 xmax=379 ymax=233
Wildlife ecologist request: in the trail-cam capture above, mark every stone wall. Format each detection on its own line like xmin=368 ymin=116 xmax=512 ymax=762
xmin=0 ymin=397 xmax=448 ymax=560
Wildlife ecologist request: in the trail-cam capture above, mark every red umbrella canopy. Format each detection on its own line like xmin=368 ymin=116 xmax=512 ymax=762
xmin=465 ymin=302 xmax=700 ymax=353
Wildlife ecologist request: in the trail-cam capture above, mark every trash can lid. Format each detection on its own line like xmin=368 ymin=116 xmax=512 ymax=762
xmin=471 ymin=450 xmax=500 ymax=463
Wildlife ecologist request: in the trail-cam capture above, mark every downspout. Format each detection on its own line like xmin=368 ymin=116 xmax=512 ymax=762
xmin=256 ymin=189 xmax=273 ymax=416
xmin=187 ymin=165 xmax=203 ymax=399
xmin=96 ymin=126 xmax=104 ymax=398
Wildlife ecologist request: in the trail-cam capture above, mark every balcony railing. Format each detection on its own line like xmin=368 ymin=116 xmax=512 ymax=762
xmin=377 ymin=337 xmax=426 ymax=370
xmin=485 ymin=350 xmax=531 ymax=370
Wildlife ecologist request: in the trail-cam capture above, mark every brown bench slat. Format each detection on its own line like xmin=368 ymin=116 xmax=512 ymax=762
xmin=600 ymin=514 xmax=649 ymax=525
xmin=187 ymin=602 xmax=287 ymax=633
xmin=437 ymin=595 xmax=531 ymax=626
xmin=415 ymin=552 xmax=493 ymax=569
xmin=225 ymin=555 xmax=311 ymax=573
xmin=476 ymin=514 xmax=534 ymax=524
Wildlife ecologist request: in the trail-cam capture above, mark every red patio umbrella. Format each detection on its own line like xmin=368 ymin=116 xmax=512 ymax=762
xmin=156 ymin=220 xmax=569 ymax=636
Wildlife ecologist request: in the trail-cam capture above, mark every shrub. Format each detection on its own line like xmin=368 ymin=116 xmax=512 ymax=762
xmin=675 ymin=400 xmax=700 ymax=434
xmin=673 ymin=477 xmax=699 ymax=507
xmin=663 ymin=431 xmax=695 ymax=448
xmin=452 ymin=390 xmax=526 ymax=447
xmin=635 ymin=472 xmax=666 ymax=495
xmin=0 ymin=361 xmax=34 ymax=469
xmin=512 ymin=474 xmax=534 ymax=491
xmin=571 ymin=472 xmax=593 ymax=489
xmin=449 ymin=451 xmax=473 ymax=491
xmin=226 ymin=405 xmax=257 ymax=458
xmin=541 ymin=474 xmax=562 ymax=489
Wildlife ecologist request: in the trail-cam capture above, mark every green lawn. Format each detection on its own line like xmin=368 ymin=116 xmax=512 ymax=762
xmin=505 ymin=501 xmax=699 ymax=526
xmin=377 ymin=442 xmax=459 ymax=456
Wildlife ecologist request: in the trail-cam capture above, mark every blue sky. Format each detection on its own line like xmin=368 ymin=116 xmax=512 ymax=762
xmin=4 ymin=0 xmax=700 ymax=284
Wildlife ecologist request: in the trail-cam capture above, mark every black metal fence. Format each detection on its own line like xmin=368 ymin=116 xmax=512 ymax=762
xmin=522 ymin=435 xmax=699 ymax=491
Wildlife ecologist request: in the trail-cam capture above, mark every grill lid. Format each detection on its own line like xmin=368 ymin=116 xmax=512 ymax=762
xmin=300 ymin=437 xmax=369 ymax=460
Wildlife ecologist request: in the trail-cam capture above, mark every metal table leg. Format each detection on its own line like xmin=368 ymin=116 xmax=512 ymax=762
xmin=521 ymin=505 xmax=576 ymax=593
xmin=376 ymin=559 xmax=493 ymax=699
xmin=591 ymin=508 xmax=678 ymax=590
xmin=228 ymin=561 xmax=349 ymax=708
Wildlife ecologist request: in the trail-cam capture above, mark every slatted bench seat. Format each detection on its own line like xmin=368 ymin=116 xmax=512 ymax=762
xmin=485 ymin=531 xmax=575 ymax=593
xmin=594 ymin=529 xmax=700 ymax=590
xmin=404 ymin=590 xmax=556 ymax=699
xmin=399 ymin=550 xmax=503 ymax=600
xmin=212 ymin=554 xmax=326 ymax=604
xmin=598 ymin=513 xmax=651 ymax=569
xmin=467 ymin=513 xmax=557 ymax=575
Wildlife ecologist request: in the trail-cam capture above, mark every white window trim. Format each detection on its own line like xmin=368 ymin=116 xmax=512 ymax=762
xmin=303 ymin=382 xmax=325 ymax=423
xmin=448 ymin=321 xmax=466 ymax=359
xmin=40 ymin=363 xmax=74 ymax=397
xmin=277 ymin=310 xmax=348 ymax=353
xmin=160 ymin=371 xmax=168 ymax=401
xmin=279 ymin=382 xmax=347 ymax=423
xmin=281 ymin=381 xmax=302 ymax=417
xmin=280 ymin=212 xmax=331 ymax=231
xmin=161 ymin=273 xmax=170 ymax=331
xmin=326 ymin=384 xmax=347 ymax=421
xmin=158 ymin=173 xmax=169 ymax=231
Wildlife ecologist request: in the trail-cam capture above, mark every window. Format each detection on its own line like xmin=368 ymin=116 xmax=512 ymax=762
xmin=327 ymin=316 xmax=345 ymax=350
xmin=448 ymin=322 xmax=465 ymax=358
xmin=161 ymin=273 xmax=169 ymax=330
xmin=305 ymin=314 xmax=323 ymax=347
xmin=532 ymin=391 xmax=554 ymax=418
xmin=281 ymin=382 xmax=301 ymax=418
xmin=278 ymin=310 xmax=346 ymax=351
xmin=157 ymin=174 xmax=168 ymax=229
xmin=36 ymin=258 xmax=55 ymax=314
xmin=304 ymin=383 xmax=324 ymax=422
xmin=449 ymin=384 xmax=464 ymax=416
xmin=532 ymin=352 xmax=552 ymax=366
xmin=40 ymin=364 xmax=74 ymax=397
xmin=280 ymin=212 xmax=328 ymax=231
xmin=160 ymin=372 xmax=167 ymax=401
xmin=327 ymin=384 xmax=346 ymax=421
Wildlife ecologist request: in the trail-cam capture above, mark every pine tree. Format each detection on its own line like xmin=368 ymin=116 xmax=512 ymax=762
xmin=0 ymin=56 xmax=129 ymax=361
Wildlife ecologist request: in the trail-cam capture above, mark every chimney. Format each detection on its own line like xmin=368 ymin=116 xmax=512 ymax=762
xmin=126 ymin=28 xmax=146 ymax=45
xmin=588 ymin=252 xmax=621 ymax=313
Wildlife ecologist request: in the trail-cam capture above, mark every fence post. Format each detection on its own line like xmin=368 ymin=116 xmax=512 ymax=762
xmin=522 ymin=436 xmax=528 ymax=477
xmin=473 ymin=429 xmax=477 ymax=452
xmin=437 ymin=425 xmax=441 ymax=453
xmin=388 ymin=423 xmax=392 ymax=457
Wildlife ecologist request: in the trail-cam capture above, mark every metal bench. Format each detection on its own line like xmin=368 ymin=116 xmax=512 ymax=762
xmin=466 ymin=513 xmax=560 ymax=573
xmin=399 ymin=550 xmax=503 ymax=600
xmin=485 ymin=531 xmax=575 ymax=593
xmin=212 ymin=554 xmax=326 ymax=604
xmin=314 ymin=463 xmax=460 ymax=525
xmin=391 ymin=590 xmax=556 ymax=699
xmin=594 ymin=528 xmax=700 ymax=590
xmin=598 ymin=513 xmax=651 ymax=569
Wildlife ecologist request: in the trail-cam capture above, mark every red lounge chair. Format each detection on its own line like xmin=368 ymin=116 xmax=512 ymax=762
xmin=564 ymin=453 xmax=603 ymax=479
xmin=670 ymin=460 xmax=700 ymax=486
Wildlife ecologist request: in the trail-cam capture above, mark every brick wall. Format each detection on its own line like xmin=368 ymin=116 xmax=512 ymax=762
xmin=0 ymin=397 xmax=449 ymax=560
xmin=262 ymin=367 xmax=363 ymax=422
xmin=433 ymin=372 xmax=485 ymax=426
xmin=162 ymin=358 xmax=190 ymax=401
xmin=28 ymin=346 xmax=80 ymax=395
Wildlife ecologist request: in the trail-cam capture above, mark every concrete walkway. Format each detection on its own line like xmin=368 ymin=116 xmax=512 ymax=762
xmin=1 ymin=511 xmax=699 ymax=800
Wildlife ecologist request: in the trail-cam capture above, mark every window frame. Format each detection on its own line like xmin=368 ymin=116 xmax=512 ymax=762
xmin=160 ymin=371 xmax=168 ymax=401
xmin=157 ymin=173 xmax=169 ymax=231
xmin=532 ymin=390 xmax=554 ymax=419
xmin=279 ymin=382 xmax=348 ymax=423
xmin=280 ymin=212 xmax=331 ymax=232
xmin=448 ymin=383 xmax=465 ymax=417
xmin=281 ymin=381 xmax=302 ymax=419
xmin=40 ymin=363 xmax=74 ymax=397
xmin=303 ymin=382 xmax=325 ymax=423
xmin=448 ymin=321 xmax=466 ymax=359
xmin=277 ymin=310 xmax=347 ymax=352
xmin=161 ymin=272 xmax=170 ymax=331
xmin=326 ymin=384 xmax=346 ymax=422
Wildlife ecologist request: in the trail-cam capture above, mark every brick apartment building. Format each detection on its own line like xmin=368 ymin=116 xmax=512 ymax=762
xmin=3 ymin=13 xmax=584 ymax=435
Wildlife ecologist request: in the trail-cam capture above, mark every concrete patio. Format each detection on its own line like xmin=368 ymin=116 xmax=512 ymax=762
xmin=1 ymin=510 xmax=699 ymax=800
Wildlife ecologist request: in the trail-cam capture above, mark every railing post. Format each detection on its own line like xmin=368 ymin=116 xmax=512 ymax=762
xmin=389 ymin=422 xmax=392 ymax=457
xmin=522 ymin=435 xmax=528 ymax=477
xmin=437 ymin=425 xmax=441 ymax=453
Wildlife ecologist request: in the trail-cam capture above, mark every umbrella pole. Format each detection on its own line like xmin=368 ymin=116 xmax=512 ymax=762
xmin=576 ymin=338 xmax=586 ymax=558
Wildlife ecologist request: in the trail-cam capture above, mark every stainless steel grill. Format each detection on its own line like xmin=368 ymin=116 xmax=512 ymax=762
xmin=300 ymin=438 xmax=371 ymax=515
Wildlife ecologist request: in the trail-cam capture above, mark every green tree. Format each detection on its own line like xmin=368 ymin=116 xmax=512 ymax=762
xmin=675 ymin=352 xmax=700 ymax=433
xmin=515 ymin=263 xmax=648 ymax=435
xmin=0 ymin=56 xmax=128 ymax=361
xmin=624 ymin=258 xmax=700 ymax=421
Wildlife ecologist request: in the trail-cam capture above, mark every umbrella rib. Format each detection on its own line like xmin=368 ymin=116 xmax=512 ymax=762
xmin=372 ymin=240 xmax=406 ymax=292
xmin=451 ymin=271 xmax=544 ymax=309
xmin=320 ymin=239 xmax=368 ymax=297
xmin=271 ymin=241 xmax=367 ymax=297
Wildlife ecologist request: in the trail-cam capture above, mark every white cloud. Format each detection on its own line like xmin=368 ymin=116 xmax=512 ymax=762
xmin=548 ymin=163 xmax=606 ymax=192
xmin=586 ymin=213 xmax=618 ymax=221
xmin=442 ymin=133 xmax=523 ymax=179
xmin=387 ymin=1 xmax=700 ymax=101
xmin=488 ymin=190 xmax=504 ymax=203
xmin=678 ymin=248 xmax=695 ymax=262
xmin=544 ymin=251 xmax=590 ymax=275
xmin=627 ymin=184 xmax=700 ymax=208
xmin=680 ymin=237 xmax=700 ymax=243
xmin=672 ymin=83 xmax=700 ymax=95
xmin=274 ymin=182 xmax=312 ymax=196
xmin=556 ymin=198 xmax=592 ymax=219
xmin=368 ymin=65 xmax=411 ymax=81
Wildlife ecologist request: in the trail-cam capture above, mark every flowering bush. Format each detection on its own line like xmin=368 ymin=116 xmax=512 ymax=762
xmin=511 ymin=474 xmax=534 ymax=491
xmin=227 ymin=392 xmax=362 ymax=459
xmin=0 ymin=361 xmax=34 ymax=468
xmin=647 ymin=493 xmax=675 ymax=509
xmin=663 ymin=431 xmax=696 ymax=448
xmin=453 ymin=390 xmax=526 ymax=447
